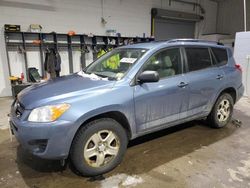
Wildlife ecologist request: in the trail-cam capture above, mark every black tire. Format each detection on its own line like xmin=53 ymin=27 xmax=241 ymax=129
xmin=70 ymin=118 xmax=128 ymax=176
xmin=207 ymin=93 xmax=234 ymax=128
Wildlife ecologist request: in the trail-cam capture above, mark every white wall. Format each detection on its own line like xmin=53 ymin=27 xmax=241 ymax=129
xmin=0 ymin=0 xmax=218 ymax=96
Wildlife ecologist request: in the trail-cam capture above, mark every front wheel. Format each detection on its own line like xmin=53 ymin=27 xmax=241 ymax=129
xmin=70 ymin=118 xmax=128 ymax=176
xmin=207 ymin=93 xmax=234 ymax=128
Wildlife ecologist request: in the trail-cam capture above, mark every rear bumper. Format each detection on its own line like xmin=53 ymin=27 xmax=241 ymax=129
xmin=236 ymin=84 xmax=244 ymax=102
xmin=10 ymin=110 xmax=76 ymax=159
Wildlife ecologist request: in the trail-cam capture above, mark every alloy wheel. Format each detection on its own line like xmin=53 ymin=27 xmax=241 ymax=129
xmin=83 ymin=130 xmax=120 ymax=168
xmin=217 ymin=99 xmax=231 ymax=122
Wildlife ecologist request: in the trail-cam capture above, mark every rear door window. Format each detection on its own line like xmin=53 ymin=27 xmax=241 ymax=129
xmin=185 ymin=47 xmax=212 ymax=72
xmin=211 ymin=47 xmax=228 ymax=66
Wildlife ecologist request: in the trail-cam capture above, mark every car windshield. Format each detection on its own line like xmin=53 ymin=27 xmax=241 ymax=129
xmin=84 ymin=48 xmax=147 ymax=80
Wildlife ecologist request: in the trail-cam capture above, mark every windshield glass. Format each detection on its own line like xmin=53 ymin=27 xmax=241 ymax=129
xmin=84 ymin=48 xmax=147 ymax=80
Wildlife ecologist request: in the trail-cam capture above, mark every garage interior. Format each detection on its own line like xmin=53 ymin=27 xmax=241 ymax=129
xmin=0 ymin=0 xmax=250 ymax=187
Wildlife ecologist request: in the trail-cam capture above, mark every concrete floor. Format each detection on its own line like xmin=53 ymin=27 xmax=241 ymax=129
xmin=0 ymin=97 xmax=250 ymax=188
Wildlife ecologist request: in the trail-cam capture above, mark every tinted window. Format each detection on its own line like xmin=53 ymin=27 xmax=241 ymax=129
xmin=185 ymin=47 xmax=212 ymax=72
xmin=211 ymin=47 xmax=228 ymax=66
xmin=142 ymin=48 xmax=181 ymax=79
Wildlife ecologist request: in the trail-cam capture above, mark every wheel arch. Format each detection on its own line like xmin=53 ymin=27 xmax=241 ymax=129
xmin=218 ymin=87 xmax=237 ymax=104
xmin=207 ymin=87 xmax=236 ymax=128
xmin=68 ymin=110 xmax=133 ymax=156
xmin=78 ymin=111 xmax=133 ymax=139
xmin=208 ymin=87 xmax=237 ymax=115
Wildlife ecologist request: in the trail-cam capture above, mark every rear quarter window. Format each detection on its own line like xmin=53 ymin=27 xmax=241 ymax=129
xmin=185 ymin=47 xmax=212 ymax=72
xmin=211 ymin=47 xmax=228 ymax=66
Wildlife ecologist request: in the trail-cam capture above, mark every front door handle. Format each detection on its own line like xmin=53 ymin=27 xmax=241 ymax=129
xmin=216 ymin=75 xmax=224 ymax=80
xmin=178 ymin=82 xmax=188 ymax=88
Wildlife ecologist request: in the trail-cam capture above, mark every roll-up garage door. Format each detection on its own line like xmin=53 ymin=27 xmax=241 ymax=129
xmin=154 ymin=19 xmax=195 ymax=40
xmin=151 ymin=8 xmax=203 ymax=40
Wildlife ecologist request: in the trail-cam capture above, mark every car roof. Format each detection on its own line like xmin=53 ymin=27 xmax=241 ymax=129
xmin=119 ymin=39 xmax=228 ymax=50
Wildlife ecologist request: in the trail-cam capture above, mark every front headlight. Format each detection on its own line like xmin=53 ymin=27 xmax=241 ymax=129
xmin=28 ymin=104 xmax=70 ymax=122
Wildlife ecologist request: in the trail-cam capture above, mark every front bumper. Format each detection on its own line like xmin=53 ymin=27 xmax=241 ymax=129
xmin=10 ymin=108 xmax=75 ymax=159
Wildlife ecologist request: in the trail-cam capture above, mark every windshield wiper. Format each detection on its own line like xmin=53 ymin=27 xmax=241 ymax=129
xmin=94 ymin=72 xmax=117 ymax=80
xmin=92 ymin=72 xmax=107 ymax=78
xmin=82 ymin=69 xmax=91 ymax=74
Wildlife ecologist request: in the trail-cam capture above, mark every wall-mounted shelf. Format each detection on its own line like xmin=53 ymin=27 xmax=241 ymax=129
xmin=5 ymin=31 xmax=154 ymax=81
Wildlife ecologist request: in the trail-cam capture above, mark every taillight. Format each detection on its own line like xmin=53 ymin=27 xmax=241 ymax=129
xmin=235 ymin=64 xmax=242 ymax=72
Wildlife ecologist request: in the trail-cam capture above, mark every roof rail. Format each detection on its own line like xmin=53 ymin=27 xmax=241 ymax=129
xmin=166 ymin=39 xmax=224 ymax=45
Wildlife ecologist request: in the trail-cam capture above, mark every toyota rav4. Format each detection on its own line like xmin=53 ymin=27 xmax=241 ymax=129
xmin=10 ymin=39 xmax=244 ymax=176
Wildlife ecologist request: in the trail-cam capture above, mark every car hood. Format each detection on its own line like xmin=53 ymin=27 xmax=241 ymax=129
xmin=18 ymin=73 xmax=115 ymax=109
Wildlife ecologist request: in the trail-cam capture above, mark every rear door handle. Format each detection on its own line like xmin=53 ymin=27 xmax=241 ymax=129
xmin=216 ymin=75 xmax=224 ymax=80
xmin=178 ymin=82 xmax=188 ymax=88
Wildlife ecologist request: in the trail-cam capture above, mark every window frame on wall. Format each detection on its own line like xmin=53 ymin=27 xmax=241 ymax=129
xmin=136 ymin=47 xmax=184 ymax=81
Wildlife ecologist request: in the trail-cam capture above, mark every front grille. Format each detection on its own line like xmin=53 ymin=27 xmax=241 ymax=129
xmin=14 ymin=100 xmax=25 ymax=118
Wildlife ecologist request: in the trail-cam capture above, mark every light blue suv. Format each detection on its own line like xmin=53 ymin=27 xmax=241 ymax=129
xmin=10 ymin=39 xmax=244 ymax=176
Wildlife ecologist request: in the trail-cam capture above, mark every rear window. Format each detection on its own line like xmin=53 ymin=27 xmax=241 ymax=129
xmin=185 ymin=47 xmax=212 ymax=72
xmin=211 ymin=47 xmax=228 ymax=66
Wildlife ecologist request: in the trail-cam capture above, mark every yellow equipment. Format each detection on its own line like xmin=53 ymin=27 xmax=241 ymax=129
xmin=105 ymin=54 xmax=120 ymax=70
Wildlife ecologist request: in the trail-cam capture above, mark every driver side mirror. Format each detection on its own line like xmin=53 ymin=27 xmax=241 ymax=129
xmin=138 ymin=71 xmax=159 ymax=84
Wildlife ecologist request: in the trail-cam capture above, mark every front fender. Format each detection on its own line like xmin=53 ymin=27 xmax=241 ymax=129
xmin=63 ymin=104 xmax=136 ymax=157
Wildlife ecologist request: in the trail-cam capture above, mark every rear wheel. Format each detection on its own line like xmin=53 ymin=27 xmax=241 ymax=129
xmin=70 ymin=118 xmax=128 ymax=176
xmin=207 ymin=93 xmax=234 ymax=128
